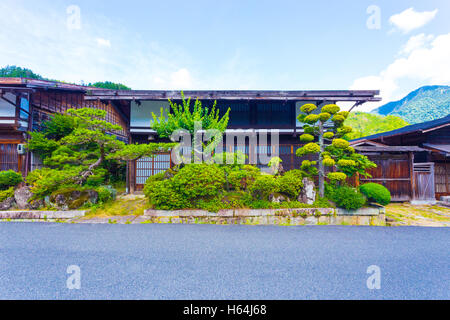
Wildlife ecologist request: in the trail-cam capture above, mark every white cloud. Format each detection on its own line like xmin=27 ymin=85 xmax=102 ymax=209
xmin=389 ymin=8 xmax=438 ymax=34
xmin=0 ymin=1 xmax=199 ymax=89
xmin=96 ymin=38 xmax=111 ymax=48
xmin=350 ymin=32 xmax=450 ymax=111
xmin=169 ymin=68 xmax=193 ymax=89
xmin=399 ymin=33 xmax=434 ymax=55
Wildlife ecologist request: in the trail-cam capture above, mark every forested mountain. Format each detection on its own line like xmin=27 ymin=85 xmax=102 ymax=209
xmin=343 ymin=112 xmax=409 ymax=140
xmin=0 ymin=65 xmax=46 ymax=80
xmin=373 ymin=85 xmax=450 ymax=124
xmin=0 ymin=65 xmax=131 ymax=90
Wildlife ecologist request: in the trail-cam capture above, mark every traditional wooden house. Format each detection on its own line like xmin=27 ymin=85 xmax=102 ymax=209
xmin=350 ymin=114 xmax=450 ymax=202
xmin=0 ymin=78 xmax=129 ymax=176
xmin=85 ymin=89 xmax=381 ymax=191
xmin=0 ymin=77 xmax=382 ymax=193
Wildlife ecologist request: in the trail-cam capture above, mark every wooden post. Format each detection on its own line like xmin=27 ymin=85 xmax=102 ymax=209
xmin=409 ymin=152 xmax=415 ymax=201
xmin=290 ymin=144 xmax=294 ymax=170
xmin=18 ymin=154 xmax=23 ymax=174
xmin=129 ymin=160 xmax=135 ymax=194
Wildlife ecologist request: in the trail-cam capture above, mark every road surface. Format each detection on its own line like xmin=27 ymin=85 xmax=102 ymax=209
xmin=0 ymin=223 xmax=448 ymax=299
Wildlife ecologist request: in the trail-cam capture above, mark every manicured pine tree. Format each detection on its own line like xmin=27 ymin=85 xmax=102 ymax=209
xmin=296 ymin=104 xmax=376 ymax=198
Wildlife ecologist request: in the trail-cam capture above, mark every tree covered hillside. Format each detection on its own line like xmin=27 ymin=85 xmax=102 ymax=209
xmin=373 ymin=85 xmax=450 ymax=124
xmin=0 ymin=65 xmax=131 ymax=90
xmin=343 ymin=112 xmax=409 ymax=140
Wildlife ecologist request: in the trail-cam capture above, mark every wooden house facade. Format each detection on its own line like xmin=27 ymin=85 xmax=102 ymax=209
xmin=350 ymin=114 xmax=450 ymax=202
xmin=1 ymin=78 xmax=386 ymax=193
xmin=0 ymin=78 xmax=130 ymax=176
xmin=85 ymin=89 xmax=381 ymax=191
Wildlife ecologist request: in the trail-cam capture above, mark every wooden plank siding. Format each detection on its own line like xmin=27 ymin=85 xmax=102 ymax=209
xmin=31 ymin=91 xmax=129 ymax=139
xmin=357 ymin=153 xmax=413 ymax=201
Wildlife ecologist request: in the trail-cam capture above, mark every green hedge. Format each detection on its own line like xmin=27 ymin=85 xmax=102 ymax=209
xmin=330 ymin=186 xmax=366 ymax=210
xmin=360 ymin=183 xmax=391 ymax=205
xmin=0 ymin=170 xmax=23 ymax=190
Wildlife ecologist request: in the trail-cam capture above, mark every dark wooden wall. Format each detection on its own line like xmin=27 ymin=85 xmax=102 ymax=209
xmin=356 ymin=153 xmax=413 ymax=201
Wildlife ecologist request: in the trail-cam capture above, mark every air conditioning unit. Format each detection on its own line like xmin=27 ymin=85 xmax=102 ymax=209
xmin=17 ymin=144 xmax=26 ymax=155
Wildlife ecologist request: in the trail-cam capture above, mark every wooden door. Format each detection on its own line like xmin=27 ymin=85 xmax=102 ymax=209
xmin=413 ymin=163 xmax=435 ymax=201
xmin=134 ymin=153 xmax=172 ymax=191
xmin=0 ymin=142 xmax=22 ymax=172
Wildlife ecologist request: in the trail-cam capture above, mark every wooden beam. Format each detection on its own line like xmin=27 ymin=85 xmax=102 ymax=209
xmin=84 ymin=89 xmax=381 ymax=102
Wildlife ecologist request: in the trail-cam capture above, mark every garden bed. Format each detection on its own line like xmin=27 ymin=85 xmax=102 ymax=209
xmin=143 ymin=206 xmax=386 ymax=226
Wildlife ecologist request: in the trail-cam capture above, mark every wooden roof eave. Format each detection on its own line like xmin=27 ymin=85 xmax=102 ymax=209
xmin=84 ymin=90 xmax=381 ymax=102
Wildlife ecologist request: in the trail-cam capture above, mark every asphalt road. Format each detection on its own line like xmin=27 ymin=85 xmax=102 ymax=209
xmin=0 ymin=223 xmax=448 ymax=299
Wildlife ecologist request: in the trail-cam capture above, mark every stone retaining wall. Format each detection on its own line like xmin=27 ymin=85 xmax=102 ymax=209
xmin=143 ymin=207 xmax=386 ymax=226
xmin=0 ymin=210 xmax=85 ymax=220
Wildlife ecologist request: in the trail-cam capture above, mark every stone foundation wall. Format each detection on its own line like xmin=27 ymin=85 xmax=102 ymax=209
xmin=0 ymin=210 xmax=85 ymax=220
xmin=143 ymin=207 xmax=386 ymax=226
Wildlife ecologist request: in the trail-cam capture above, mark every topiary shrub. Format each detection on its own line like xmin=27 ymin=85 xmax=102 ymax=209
xmin=299 ymin=134 xmax=314 ymax=143
xmin=0 ymin=187 xmax=14 ymax=202
xmin=96 ymin=185 xmax=117 ymax=203
xmin=171 ymin=164 xmax=226 ymax=199
xmin=330 ymin=186 xmax=366 ymax=210
xmin=0 ymin=170 xmax=23 ymax=190
xmin=146 ymin=179 xmax=188 ymax=210
xmin=327 ymin=172 xmax=347 ymax=184
xmin=228 ymin=166 xmax=260 ymax=191
xmin=249 ymin=175 xmax=279 ymax=200
xmin=143 ymin=171 xmax=166 ymax=198
xmin=278 ymin=170 xmax=303 ymax=199
xmin=360 ymin=183 xmax=391 ymax=205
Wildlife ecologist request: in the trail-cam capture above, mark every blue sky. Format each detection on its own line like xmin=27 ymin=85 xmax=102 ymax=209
xmin=0 ymin=0 xmax=449 ymax=110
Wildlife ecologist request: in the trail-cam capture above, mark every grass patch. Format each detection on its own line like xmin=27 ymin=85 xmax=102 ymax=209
xmin=385 ymin=203 xmax=450 ymax=226
xmin=86 ymin=196 xmax=148 ymax=217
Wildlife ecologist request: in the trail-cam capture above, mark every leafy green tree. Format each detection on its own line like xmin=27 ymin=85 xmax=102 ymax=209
xmin=88 ymin=81 xmax=131 ymax=90
xmin=151 ymin=92 xmax=230 ymax=162
xmin=107 ymin=143 xmax=176 ymax=162
xmin=343 ymin=112 xmax=409 ymax=139
xmin=26 ymin=108 xmax=174 ymax=198
xmin=296 ymin=104 xmax=376 ymax=197
xmin=0 ymin=65 xmax=46 ymax=79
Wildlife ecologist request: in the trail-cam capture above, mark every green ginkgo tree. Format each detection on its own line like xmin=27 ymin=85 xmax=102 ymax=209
xmin=151 ymin=92 xmax=230 ymax=163
xmin=296 ymin=103 xmax=376 ymax=197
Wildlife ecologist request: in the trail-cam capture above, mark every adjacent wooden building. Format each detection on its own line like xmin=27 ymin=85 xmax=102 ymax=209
xmin=0 ymin=78 xmax=129 ymax=176
xmin=350 ymin=114 xmax=450 ymax=202
xmin=3 ymin=77 xmax=448 ymax=201
xmin=85 ymin=89 xmax=381 ymax=191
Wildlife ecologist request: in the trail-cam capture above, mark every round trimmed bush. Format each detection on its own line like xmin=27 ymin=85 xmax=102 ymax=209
xmin=323 ymin=158 xmax=335 ymax=167
xmin=331 ymin=114 xmax=345 ymax=123
xmin=299 ymin=134 xmax=314 ymax=143
xmin=300 ymin=103 xmax=317 ymax=113
xmin=337 ymin=159 xmax=356 ymax=167
xmin=323 ymin=131 xmax=334 ymax=139
xmin=332 ymin=138 xmax=350 ymax=149
xmin=278 ymin=169 xmax=303 ymax=199
xmin=171 ymin=164 xmax=226 ymax=199
xmin=146 ymin=179 xmax=188 ymax=210
xmin=327 ymin=172 xmax=347 ymax=183
xmin=319 ymin=112 xmax=331 ymax=122
xmin=331 ymin=186 xmax=366 ymax=210
xmin=228 ymin=166 xmax=260 ymax=191
xmin=296 ymin=143 xmax=320 ymax=156
xmin=321 ymin=104 xmax=340 ymax=114
xmin=0 ymin=187 xmax=14 ymax=202
xmin=0 ymin=170 xmax=23 ymax=190
xmin=360 ymin=183 xmax=391 ymax=205
xmin=249 ymin=175 xmax=279 ymax=200
xmin=304 ymin=114 xmax=320 ymax=124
